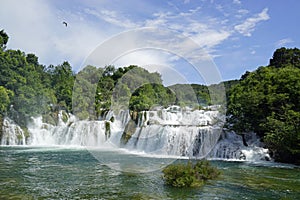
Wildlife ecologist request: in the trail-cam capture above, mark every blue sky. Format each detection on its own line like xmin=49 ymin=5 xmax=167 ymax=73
xmin=1 ymin=0 xmax=299 ymax=85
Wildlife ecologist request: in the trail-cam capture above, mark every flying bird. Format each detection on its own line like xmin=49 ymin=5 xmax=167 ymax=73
xmin=62 ymin=21 xmax=68 ymax=27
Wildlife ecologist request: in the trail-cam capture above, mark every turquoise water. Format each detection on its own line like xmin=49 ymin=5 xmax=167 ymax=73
xmin=0 ymin=146 xmax=299 ymax=199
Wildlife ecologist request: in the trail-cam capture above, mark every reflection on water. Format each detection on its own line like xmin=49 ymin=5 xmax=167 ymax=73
xmin=0 ymin=146 xmax=299 ymax=199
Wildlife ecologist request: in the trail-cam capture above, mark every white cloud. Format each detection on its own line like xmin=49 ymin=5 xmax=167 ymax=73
xmin=233 ymin=0 xmax=241 ymax=5
xmin=113 ymin=50 xmax=171 ymax=68
xmin=276 ymin=38 xmax=293 ymax=47
xmin=234 ymin=8 xmax=270 ymax=36
xmin=235 ymin=9 xmax=249 ymax=18
xmin=84 ymin=8 xmax=139 ymax=29
xmin=112 ymin=50 xmax=187 ymax=86
xmin=238 ymin=9 xmax=249 ymax=15
xmin=191 ymin=30 xmax=231 ymax=49
xmin=143 ymin=9 xmax=231 ymax=54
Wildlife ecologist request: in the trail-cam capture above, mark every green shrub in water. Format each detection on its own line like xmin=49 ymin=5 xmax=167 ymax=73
xmin=162 ymin=160 xmax=220 ymax=187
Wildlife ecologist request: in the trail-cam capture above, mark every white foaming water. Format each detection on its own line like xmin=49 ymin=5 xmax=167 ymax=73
xmin=28 ymin=112 xmax=108 ymax=146
xmin=0 ymin=107 xmax=271 ymax=162
xmin=145 ymin=106 xmax=221 ymax=126
xmin=1 ymin=118 xmax=26 ymax=145
xmin=210 ymin=131 xmax=271 ymax=162
xmin=125 ymin=125 xmax=222 ymax=158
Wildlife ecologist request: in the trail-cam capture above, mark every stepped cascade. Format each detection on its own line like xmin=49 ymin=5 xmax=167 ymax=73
xmin=0 ymin=107 xmax=270 ymax=161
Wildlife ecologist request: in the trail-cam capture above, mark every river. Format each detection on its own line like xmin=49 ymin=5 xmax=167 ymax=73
xmin=1 ymin=146 xmax=299 ymax=199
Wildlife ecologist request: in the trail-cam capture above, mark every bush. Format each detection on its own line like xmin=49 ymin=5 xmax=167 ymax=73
xmin=162 ymin=160 xmax=220 ymax=188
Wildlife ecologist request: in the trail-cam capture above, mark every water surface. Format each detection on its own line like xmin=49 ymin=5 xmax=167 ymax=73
xmin=0 ymin=146 xmax=299 ymax=199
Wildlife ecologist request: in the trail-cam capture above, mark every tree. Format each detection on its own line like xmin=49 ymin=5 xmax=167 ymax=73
xmin=263 ymin=110 xmax=300 ymax=164
xmin=51 ymin=61 xmax=74 ymax=111
xmin=0 ymin=86 xmax=13 ymax=114
xmin=73 ymin=65 xmax=102 ymax=119
xmin=269 ymin=47 xmax=300 ymax=69
xmin=129 ymin=83 xmax=176 ymax=112
xmin=0 ymin=30 xmax=9 ymax=50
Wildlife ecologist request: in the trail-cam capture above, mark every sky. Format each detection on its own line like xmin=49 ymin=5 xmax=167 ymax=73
xmin=1 ymin=0 xmax=299 ymax=85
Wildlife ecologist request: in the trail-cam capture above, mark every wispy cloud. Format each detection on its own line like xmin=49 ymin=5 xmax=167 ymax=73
xmin=191 ymin=30 xmax=231 ymax=50
xmin=143 ymin=8 xmax=231 ymax=54
xmin=233 ymin=0 xmax=241 ymax=5
xmin=84 ymin=8 xmax=139 ymax=29
xmin=235 ymin=9 xmax=249 ymax=18
xmin=234 ymin=8 xmax=270 ymax=36
xmin=276 ymin=38 xmax=293 ymax=47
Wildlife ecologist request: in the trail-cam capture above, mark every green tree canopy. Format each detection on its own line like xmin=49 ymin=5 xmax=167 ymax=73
xmin=0 ymin=29 xmax=9 ymax=50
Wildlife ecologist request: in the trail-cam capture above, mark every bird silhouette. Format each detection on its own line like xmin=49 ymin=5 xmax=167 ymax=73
xmin=62 ymin=21 xmax=68 ymax=27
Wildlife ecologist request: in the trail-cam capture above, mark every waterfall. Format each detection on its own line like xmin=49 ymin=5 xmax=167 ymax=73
xmin=123 ymin=107 xmax=223 ymax=159
xmin=125 ymin=125 xmax=222 ymax=158
xmin=1 ymin=118 xmax=26 ymax=145
xmin=210 ymin=131 xmax=271 ymax=161
xmin=0 ymin=107 xmax=271 ymax=162
xmin=28 ymin=112 xmax=109 ymax=146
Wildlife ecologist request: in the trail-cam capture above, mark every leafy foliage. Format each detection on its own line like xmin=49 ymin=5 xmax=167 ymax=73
xmin=73 ymin=65 xmax=103 ymax=119
xmin=0 ymin=86 xmax=13 ymax=113
xmin=129 ymin=83 xmax=176 ymax=111
xmin=0 ymin=29 xmax=9 ymax=50
xmin=162 ymin=160 xmax=221 ymax=187
xmin=269 ymin=47 xmax=300 ymax=69
xmin=227 ymin=48 xmax=300 ymax=164
xmin=170 ymin=84 xmax=205 ymax=107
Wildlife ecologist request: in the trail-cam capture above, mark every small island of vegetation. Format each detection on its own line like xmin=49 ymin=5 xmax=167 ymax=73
xmin=162 ymin=160 xmax=221 ymax=188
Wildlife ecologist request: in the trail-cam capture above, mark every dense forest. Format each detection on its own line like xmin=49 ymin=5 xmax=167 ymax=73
xmin=0 ymin=30 xmax=299 ymax=164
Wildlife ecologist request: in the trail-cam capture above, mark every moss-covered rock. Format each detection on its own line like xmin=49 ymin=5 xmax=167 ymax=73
xmin=121 ymin=119 xmax=137 ymax=144
xmin=105 ymin=121 xmax=111 ymax=140
xmin=42 ymin=111 xmax=59 ymax=126
xmin=61 ymin=111 xmax=69 ymax=123
xmin=109 ymin=116 xmax=115 ymax=123
xmin=21 ymin=126 xmax=30 ymax=144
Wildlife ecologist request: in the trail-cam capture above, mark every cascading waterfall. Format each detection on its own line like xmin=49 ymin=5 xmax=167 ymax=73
xmin=28 ymin=112 xmax=109 ymax=146
xmin=1 ymin=118 xmax=26 ymax=145
xmin=0 ymin=107 xmax=271 ymax=161
xmin=124 ymin=107 xmax=223 ymax=158
xmin=210 ymin=131 xmax=271 ymax=161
